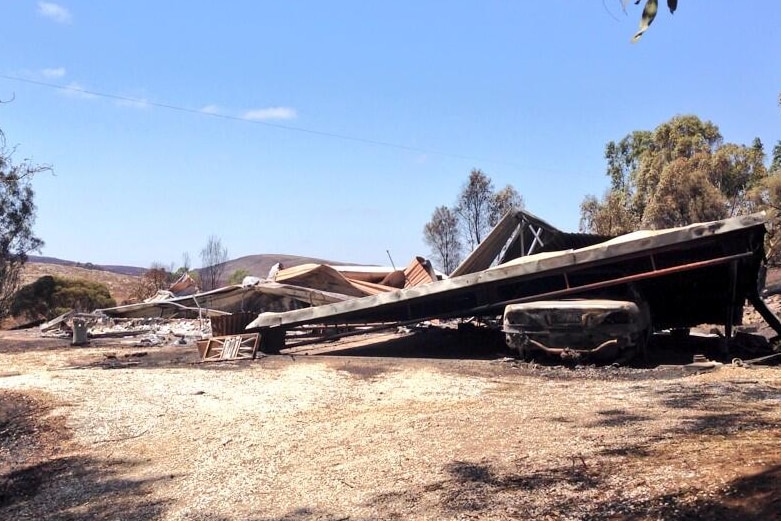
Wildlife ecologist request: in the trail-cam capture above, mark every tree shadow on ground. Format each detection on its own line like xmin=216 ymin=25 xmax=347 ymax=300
xmin=222 ymin=458 xmax=781 ymax=521
xmin=588 ymin=408 xmax=654 ymax=428
xmin=0 ymin=389 xmax=171 ymax=521
xmin=402 ymin=377 xmax=781 ymax=520
xmin=0 ymin=455 xmax=172 ymax=520
xmin=655 ymin=381 xmax=779 ymax=435
xmin=196 ymin=509 xmax=373 ymax=521
xmin=597 ymin=464 xmax=781 ymax=521
xmin=658 ymin=381 xmax=780 ymax=410
xmin=441 ymin=459 xmax=599 ymax=513
xmin=161 ymin=454 xmax=781 ymax=520
xmin=411 ymin=458 xmax=781 ymax=520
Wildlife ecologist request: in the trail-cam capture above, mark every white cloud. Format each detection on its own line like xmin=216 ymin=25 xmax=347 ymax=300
xmin=242 ymin=107 xmax=297 ymax=121
xmin=41 ymin=67 xmax=66 ymax=78
xmin=199 ymin=104 xmax=221 ymax=115
xmin=61 ymin=81 xmax=95 ymax=100
xmin=37 ymin=2 xmax=72 ymax=24
xmin=115 ymin=97 xmax=149 ymax=109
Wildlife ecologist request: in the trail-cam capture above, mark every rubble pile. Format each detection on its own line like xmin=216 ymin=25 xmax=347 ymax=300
xmin=39 ymin=312 xmax=211 ymax=347
xmin=18 ymin=210 xmax=781 ymax=365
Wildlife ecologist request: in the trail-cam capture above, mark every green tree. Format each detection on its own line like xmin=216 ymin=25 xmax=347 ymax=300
xmin=228 ymin=269 xmax=250 ymax=285
xmin=0 ymin=128 xmax=47 ymax=320
xmin=423 ymin=206 xmax=463 ymax=274
xmin=770 ymin=140 xmax=781 ymax=173
xmin=710 ymin=139 xmax=767 ymax=217
xmin=579 ymin=191 xmax=637 ymax=236
xmin=581 ymin=115 xmax=766 ymax=234
xmin=11 ymin=275 xmax=116 ymax=321
xmin=643 ymin=156 xmax=727 ymax=228
xmin=749 ymin=144 xmax=781 ymax=265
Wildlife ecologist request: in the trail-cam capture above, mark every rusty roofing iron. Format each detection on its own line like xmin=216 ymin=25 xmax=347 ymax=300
xmin=403 ymin=256 xmax=438 ymax=288
xmin=98 ymin=258 xmax=440 ymax=319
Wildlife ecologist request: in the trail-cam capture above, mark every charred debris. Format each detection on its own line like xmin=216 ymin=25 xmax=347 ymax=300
xmin=38 ymin=210 xmax=781 ymax=366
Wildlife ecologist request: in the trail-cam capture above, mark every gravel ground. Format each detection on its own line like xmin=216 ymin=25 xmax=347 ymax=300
xmin=1 ymin=330 xmax=780 ymax=521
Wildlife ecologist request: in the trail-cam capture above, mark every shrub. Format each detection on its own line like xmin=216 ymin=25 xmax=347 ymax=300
xmin=11 ymin=275 xmax=116 ymax=321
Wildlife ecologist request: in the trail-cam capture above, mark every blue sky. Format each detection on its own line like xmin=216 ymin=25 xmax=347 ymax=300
xmin=1 ymin=1 xmax=780 ymax=270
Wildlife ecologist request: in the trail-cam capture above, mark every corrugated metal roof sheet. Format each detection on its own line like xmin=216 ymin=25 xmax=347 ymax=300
xmin=248 ymin=213 xmax=768 ymax=335
xmin=404 ymin=256 xmax=438 ymax=288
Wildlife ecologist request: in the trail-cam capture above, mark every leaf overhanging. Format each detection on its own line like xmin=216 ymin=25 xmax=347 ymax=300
xmin=631 ymin=0 xmax=659 ymax=43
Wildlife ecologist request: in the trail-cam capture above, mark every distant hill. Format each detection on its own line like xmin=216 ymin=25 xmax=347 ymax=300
xmin=28 ymin=256 xmax=146 ymax=276
xmin=20 ymin=261 xmax=141 ymax=306
xmin=24 ymin=254 xmax=366 ymax=293
xmin=8 ymin=253 xmax=371 ymax=328
xmin=215 ymin=254 xmax=362 ymax=280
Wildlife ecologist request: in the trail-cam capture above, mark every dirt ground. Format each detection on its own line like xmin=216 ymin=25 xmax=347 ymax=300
xmin=1 ymin=327 xmax=780 ymax=521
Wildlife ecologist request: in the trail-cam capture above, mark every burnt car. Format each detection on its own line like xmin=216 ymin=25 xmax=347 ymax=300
xmin=502 ymin=299 xmax=651 ymax=363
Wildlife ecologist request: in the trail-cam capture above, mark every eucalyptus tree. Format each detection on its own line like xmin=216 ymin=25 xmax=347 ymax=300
xmin=0 ymin=127 xmax=47 ymax=319
xmin=423 ymin=205 xmax=463 ymax=274
xmin=456 ymin=169 xmax=496 ymax=249
xmin=581 ymin=115 xmax=767 ymax=234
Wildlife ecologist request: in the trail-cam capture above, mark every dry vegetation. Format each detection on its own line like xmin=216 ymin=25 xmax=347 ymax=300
xmin=0 ymin=328 xmax=780 ymax=520
xmin=20 ymin=262 xmax=139 ymax=306
xmin=18 ymin=255 xmax=338 ymax=311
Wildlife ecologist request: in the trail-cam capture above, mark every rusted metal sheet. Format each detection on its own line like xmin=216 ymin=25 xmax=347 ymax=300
xmin=168 ymin=272 xmax=198 ymax=296
xmin=346 ymin=278 xmax=397 ymax=295
xmin=275 ymin=263 xmax=380 ymax=297
xmin=210 ymin=312 xmax=257 ymax=337
xmin=403 ymin=256 xmax=438 ymax=288
xmin=275 ymin=263 xmax=406 ymax=296
xmin=379 ymin=270 xmax=406 ymax=288
xmin=331 ymin=265 xmax=398 ymax=283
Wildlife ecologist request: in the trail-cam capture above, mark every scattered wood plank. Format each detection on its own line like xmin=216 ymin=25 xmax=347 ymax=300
xmin=198 ymin=333 xmax=260 ymax=362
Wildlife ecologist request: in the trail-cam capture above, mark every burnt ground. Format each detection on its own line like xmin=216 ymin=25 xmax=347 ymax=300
xmin=1 ymin=325 xmax=780 ymax=520
xmin=280 ymin=321 xmax=779 ymax=369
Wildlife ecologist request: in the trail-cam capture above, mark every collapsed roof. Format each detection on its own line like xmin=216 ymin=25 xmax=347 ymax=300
xmin=98 ymin=256 xmax=438 ymax=319
xmin=450 ymin=209 xmax=611 ymax=277
xmin=248 ymin=211 xmax=775 ymax=351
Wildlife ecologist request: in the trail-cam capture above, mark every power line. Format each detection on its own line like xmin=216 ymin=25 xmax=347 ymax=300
xmin=0 ymin=73 xmax=524 ymax=169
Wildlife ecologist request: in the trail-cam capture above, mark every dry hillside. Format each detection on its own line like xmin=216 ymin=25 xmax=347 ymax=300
xmin=219 ymin=253 xmax=358 ymax=280
xmin=18 ymin=253 xmax=354 ymax=308
xmin=20 ymin=263 xmax=140 ymax=306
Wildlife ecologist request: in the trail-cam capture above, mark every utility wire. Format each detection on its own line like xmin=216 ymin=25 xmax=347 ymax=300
xmin=0 ymin=73 xmax=524 ymax=169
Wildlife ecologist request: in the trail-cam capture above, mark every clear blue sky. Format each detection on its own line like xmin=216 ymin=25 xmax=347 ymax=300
xmin=2 ymin=1 xmax=780 ymax=270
